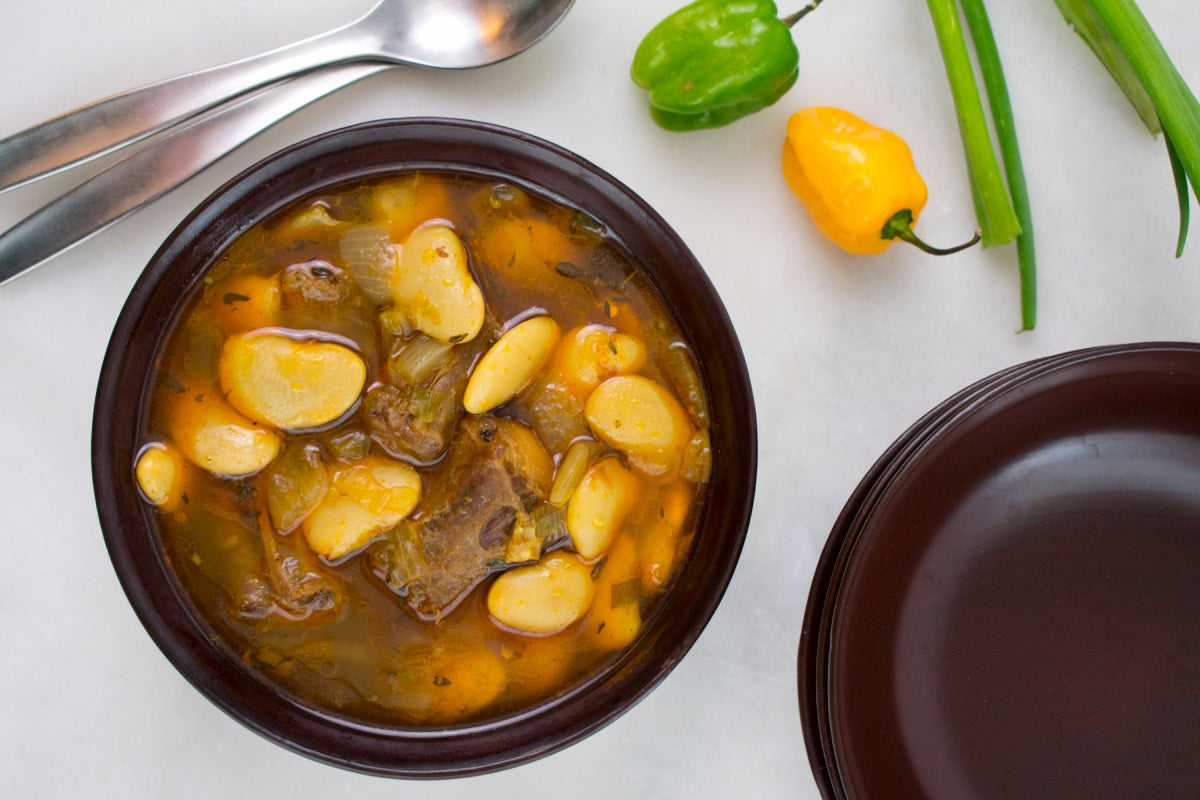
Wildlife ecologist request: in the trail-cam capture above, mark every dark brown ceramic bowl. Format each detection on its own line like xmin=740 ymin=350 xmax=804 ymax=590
xmin=92 ymin=118 xmax=756 ymax=778
xmin=800 ymin=343 xmax=1200 ymax=799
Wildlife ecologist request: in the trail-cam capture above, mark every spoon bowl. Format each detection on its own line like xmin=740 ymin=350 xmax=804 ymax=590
xmin=372 ymin=0 xmax=577 ymax=68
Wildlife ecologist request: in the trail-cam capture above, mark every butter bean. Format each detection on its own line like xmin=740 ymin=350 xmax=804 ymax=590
xmin=134 ymin=442 xmax=188 ymax=510
xmin=608 ymin=333 xmax=648 ymax=373
xmin=369 ymin=174 xmax=453 ymax=242
xmin=219 ymin=331 xmax=366 ymax=431
xmin=565 ymin=457 xmax=642 ymax=560
xmin=554 ymin=325 xmax=648 ymax=398
xmin=584 ymin=375 xmax=694 ymax=477
xmin=381 ymin=637 xmax=506 ymax=724
xmin=638 ymin=484 xmax=692 ymax=594
xmin=167 ymin=389 xmax=281 ymax=478
xmin=303 ymin=456 xmax=421 ymax=560
xmin=393 ymin=224 xmax=485 ymax=343
xmin=211 ymin=273 xmax=281 ymax=336
xmin=463 ymin=316 xmax=560 ymax=414
xmin=421 ymin=640 xmax=508 ymax=722
xmin=588 ymin=535 xmax=643 ymax=651
xmin=285 ymin=201 xmax=341 ymax=234
xmin=487 ymin=552 xmax=595 ymax=635
xmin=501 ymin=635 xmax=574 ymax=703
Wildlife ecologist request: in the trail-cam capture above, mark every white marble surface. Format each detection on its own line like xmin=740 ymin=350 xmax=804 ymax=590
xmin=1 ymin=1 xmax=1198 ymax=797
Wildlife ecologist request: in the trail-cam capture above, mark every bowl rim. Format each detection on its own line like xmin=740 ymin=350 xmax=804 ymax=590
xmin=798 ymin=340 xmax=1200 ymax=798
xmin=92 ymin=117 xmax=758 ymax=778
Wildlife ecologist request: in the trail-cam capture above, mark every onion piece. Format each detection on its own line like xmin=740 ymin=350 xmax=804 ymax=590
xmin=337 ymin=224 xmax=398 ymax=304
xmin=390 ymin=335 xmax=455 ymax=385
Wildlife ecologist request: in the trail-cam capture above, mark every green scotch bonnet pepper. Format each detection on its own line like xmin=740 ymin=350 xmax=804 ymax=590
xmin=632 ymin=0 xmax=801 ymax=131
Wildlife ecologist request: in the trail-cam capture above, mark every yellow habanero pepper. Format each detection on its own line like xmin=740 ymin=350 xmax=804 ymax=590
xmin=781 ymin=106 xmax=979 ymax=256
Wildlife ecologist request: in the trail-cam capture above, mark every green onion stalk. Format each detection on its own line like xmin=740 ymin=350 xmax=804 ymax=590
xmin=925 ymin=0 xmax=1034 ymax=330
xmin=1054 ymin=0 xmax=1200 ymax=257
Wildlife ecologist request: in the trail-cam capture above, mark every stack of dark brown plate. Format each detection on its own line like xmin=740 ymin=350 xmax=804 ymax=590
xmin=800 ymin=343 xmax=1200 ymax=800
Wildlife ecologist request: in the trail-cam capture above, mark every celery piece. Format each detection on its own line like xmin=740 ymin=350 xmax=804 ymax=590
xmin=1052 ymin=0 xmax=1160 ymax=134
xmin=408 ymin=385 xmax=445 ymax=422
xmin=1085 ymin=0 xmax=1200 ymax=254
xmin=505 ymin=516 xmax=544 ymax=564
xmin=924 ymin=0 xmax=1021 ymax=248
xmin=959 ymin=0 xmax=1037 ymax=330
xmin=663 ymin=344 xmax=709 ymax=427
xmin=549 ymin=440 xmax=604 ymax=507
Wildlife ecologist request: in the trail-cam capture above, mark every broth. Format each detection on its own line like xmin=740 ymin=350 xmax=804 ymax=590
xmin=135 ymin=171 xmax=711 ymax=726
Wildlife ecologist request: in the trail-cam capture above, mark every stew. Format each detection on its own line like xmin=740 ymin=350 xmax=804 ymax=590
xmin=133 ymin=171 xmax=712 ymax=726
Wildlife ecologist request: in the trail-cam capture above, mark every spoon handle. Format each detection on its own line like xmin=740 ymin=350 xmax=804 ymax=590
xmin=0 ymin=11 xmax=380 ymax=195
xmin=0 ymin=63 xmax=387 ymax=288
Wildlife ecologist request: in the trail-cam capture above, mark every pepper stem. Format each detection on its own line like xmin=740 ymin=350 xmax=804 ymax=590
xmin=881 ymin=209 xmax=981 ymax=256
xmin=781 ymin=0 xmax=827 ymax=28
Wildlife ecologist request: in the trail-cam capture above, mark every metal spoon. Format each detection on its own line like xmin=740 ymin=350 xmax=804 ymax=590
xmin=0 ymin=64 xmax=387 ymax=287
xmin=0 ymin=0 xmax=575 ymax=193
